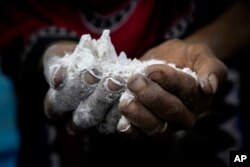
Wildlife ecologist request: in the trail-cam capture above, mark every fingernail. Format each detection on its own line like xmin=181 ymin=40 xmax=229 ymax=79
xmin=117 ymin=116 xmax=131 ymax=132
xmin=66 ymin=122 xmax=77 ymax=135
xmin=119 ymin=124 xmax=131 ymax=132
xmin=199 ymin=74 xmax=218 ymax=95
xmin=84 ymin=70 xmax=100 ymax=84
xmin=51 ymin=66 xmax=67 ymax=89
xmin=208 ymin=74 xmax=218 ymax=94
xmin=128 ymin=75 xmax=146 ymax=93
xmin=160 ymin=122 xmax=168 ymax=134
xmin=147 ymin=71 xmax=163 ymax=82
xmin=106 ymin=78 xmax=124 ymax=91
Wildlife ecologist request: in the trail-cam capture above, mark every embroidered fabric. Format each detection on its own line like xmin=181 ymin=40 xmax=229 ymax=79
xmin=80 ymin=0 xmax=138 ymax=33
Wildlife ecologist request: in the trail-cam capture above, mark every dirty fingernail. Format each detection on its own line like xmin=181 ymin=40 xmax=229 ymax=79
xmin=209 ymin=74 xmax=218 ymax=94
xmin=106 ymin=78 xmax=124 ymax=91
xmin=147 ymin=71 xmax=164 ymax=82
xmin=117 ymin=116 xmax=131 ymax=132
xmin=128 ymin=75 xmax=146 ymax=93
xmin=84 ymin=70 xmax=100 ymax=84
xmin=51 ymin=66 xmax=67 ymax=89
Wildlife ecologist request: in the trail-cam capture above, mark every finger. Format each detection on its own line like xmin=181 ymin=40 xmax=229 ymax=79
xmin=190 ymin=43 xmax=228 ymax=95
xmin=127 ymin=74 xmax=196 ymax=128
xmin=145 ymin=64 xmax=201 ymax=107
xmin=84 ymin=69 xmax=102 ymax=84
xmin=97 ymin=103 xmax=121 ymax=134
xmin=50 ymin=65 xmax=67 ymax=89
xmin=44 ymin=69 xmax=100 ymax=119
xmin=73 ymin=77 xmax=125 ymax=129
xmin=43 ymin=42 xmax=77 ymax=83
xmin=44 ymin=42 xmax=77 ymax=59
xmin=117 ymin=115 xmax=131 ymax=132
xmin=117 ymin=116 xmax=143 ymax=139
xmin=44 ymin=88 xmax=64 ymax=120
xmin=49 ymin=64 xmax=101 ymax=89
xmin=119 ymin=100 xmax=168 ymax=136
xmin=196 ymin=58 xmax=227 ymax=95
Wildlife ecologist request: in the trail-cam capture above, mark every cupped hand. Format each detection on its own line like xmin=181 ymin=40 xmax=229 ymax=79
xmin=43 ymin=41 xmax=125 ymax=134
xmin=118 ymin=39 xmax=228 ymax=137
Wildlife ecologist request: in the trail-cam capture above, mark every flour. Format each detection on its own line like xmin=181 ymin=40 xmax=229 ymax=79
xmin=168 ymin=63 xmax=198 ymax=80
xmin=46 ymin=29 xmax=200 ymax=132
xmin=58 ymin=30 xmax=197 ymax=103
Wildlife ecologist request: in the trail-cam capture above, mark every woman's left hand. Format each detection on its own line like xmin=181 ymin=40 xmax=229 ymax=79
xmin=117 ymin=39 xmax=228 ymax=137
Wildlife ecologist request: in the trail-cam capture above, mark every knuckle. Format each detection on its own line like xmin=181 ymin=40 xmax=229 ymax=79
xmin=161 ymin=103 xmax=181 ymax=120
xmin=127 ymin=75 xmax=147 ymax=93
xmin=120 ymin=101 xmax=138 ymax=119
xmin=192 ymin=43 xmax=212 ymax=54
xmin=44 ymin=44 xmax=59 ymax=56
xmin=166 ymin=39 xmax=182 ymax=45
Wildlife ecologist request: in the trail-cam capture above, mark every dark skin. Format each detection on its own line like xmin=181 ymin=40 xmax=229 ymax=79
xmin=117 ymin=39 xmax=227 ymax=136
xmin=43 ymin=0 xmax=250 ymax=137
xmin=118 ymin=0 xmax=250 ymax=136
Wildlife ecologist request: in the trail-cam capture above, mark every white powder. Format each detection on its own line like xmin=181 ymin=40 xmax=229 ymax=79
xmin=168 ymin=63 xmax=198 ymax=80
xmin=60 ymin=29 xmax=198 ymax=102
xmin=73 ymin=105 xmax=93 ymax=126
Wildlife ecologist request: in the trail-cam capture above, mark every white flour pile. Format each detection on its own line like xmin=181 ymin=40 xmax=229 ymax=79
xmin=59 ymin=29 xmax=197 ymax=102
xmin=46 ymin=29 xmax=199 ymax=132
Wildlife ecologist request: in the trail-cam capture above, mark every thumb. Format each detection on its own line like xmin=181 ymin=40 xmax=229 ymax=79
xmin=198 ymin=73 xmax=218 ymax=95
xmin=197 ymin=59 xmax=228 ymax=95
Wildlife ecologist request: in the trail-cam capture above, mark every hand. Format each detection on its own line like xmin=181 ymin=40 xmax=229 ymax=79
xmin=118 ymin=39 xmax=228 ymax=137
xmin=43 ymin=41 xmax=125 ymax=134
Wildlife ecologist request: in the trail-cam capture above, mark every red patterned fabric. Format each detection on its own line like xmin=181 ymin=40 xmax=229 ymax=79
xmin=0 ymin=0 xmax=195 ymax=58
